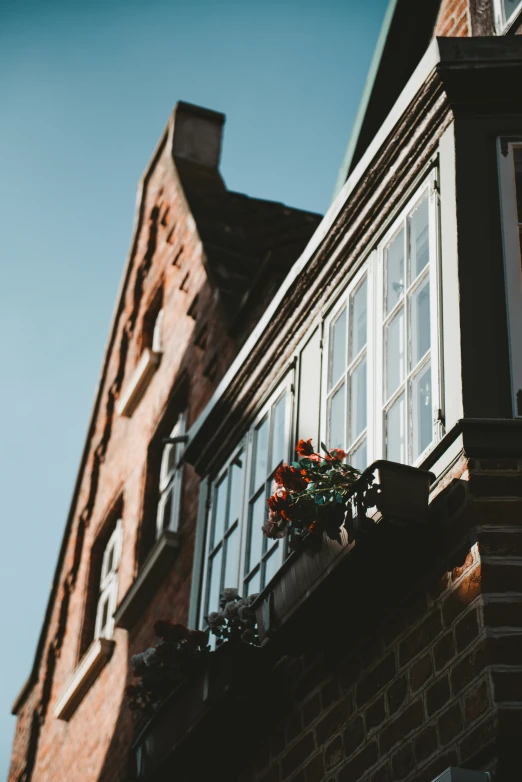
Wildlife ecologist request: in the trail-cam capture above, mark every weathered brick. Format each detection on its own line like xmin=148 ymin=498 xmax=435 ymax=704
xmin=387 ymin=674 xmax=408 ymax=715
xmin=455 ymin=607 xmax=480 ymax=652
xmin=286 ymin=711 xmax=303 ymax=743
xmin=465 ymin=678 xmax=490 ymax=722
xmin=442 ymin=566 xmax=481 ymax=627
xmin=324 ymin=736 xmax=343 ymax=772
xmin=399 ymin=611 xmax=442 ymax=666
xmin=438 ymin=702 xmax=463 ymax=745
xmin=459 ymin=715 xmax=498 ymax=762
xmin=304 ymin=752 xmax=324 ymax=782
xmin=483 ymin=599 xmax=522 ymax=628
xmin=479 ymin=530 xmax=522 ymax=558
xmin=450 ymin=641 xmax=488 ymax=695
xmin=414 ymin=724 xmax=438 ymax=762
xmin=366 ymin=695 xmax=386 ymax=732
xmin=338 ymin=742 xmax=378 ymax=782
xmin=371 ymin=763 xmax=391 ymax=782
xmin=482 ymin=563 xmax=522 ymax=594
xmin=343 ymin=716 xmax=365 ymax=757
xmin=470 ymin=473 xmax=522 ymax=498
xmin=409 ymin=653 xmax=433 ymax=691
xmin=488 ymin=634 xmax=522 ymax=666
xmin=356 ymin=653 xmax=396 ymax=707
xmin=281 ymin=733 xmax=315 ymax=779
xmin=427 ymin=675 xmax=451 ymax=716
xmin=315 ymin=697 xmax=353 ymax=745
xmin=302 ymin=692 xmax=321 ymax=728
xmin=415 ymin=751 xmax=459 ymax=782
xmin=434 ymin=630 xmax=456 ymax=671
xmin=379 ymin=698 xmax=424 ymax=755
xmin=391 ymin=741 xmax=415 ymax=781
xmin=321 ymin=679 xmax=340 ymax=711
xmin=492 ymin=670 xmax=522 ymax=703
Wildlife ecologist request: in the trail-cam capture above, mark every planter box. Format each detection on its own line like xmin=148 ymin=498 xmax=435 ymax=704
xmin=253 ymin=460 xmax=434 ymax=645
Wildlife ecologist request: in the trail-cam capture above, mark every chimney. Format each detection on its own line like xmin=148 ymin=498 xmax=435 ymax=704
xmin=171 ymin=101 xmax=225 ymax=169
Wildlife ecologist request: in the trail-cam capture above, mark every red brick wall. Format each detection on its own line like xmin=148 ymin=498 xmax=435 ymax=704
xmin=435 ymin=0 xmax=471 ymax=36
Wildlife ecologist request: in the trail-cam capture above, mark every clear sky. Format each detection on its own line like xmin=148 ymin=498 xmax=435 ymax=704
xmin=0 ymin=0 xmax=387 ymax=775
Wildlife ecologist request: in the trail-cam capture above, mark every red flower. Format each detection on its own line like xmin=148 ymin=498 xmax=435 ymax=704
xmin=267 ymin=487 xmax=290 ymax=513
xmin=325 ymin=448 xmax=347 ymax=462
xmin=274 ymin=464 xmax=308 ymax=492
xmin=296 ymin=439 xmax=314 ymax=457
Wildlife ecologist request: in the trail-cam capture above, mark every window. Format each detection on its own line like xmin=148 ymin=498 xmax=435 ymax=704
xmin=142 ymin=289 xmax=164 ymax=354
xmin=199 ymin=379 xmax=293 ymax=624
xmin=323 ymin=176 xmax=441 ymax=468
xmin=498 ymin=140 xmax=522 ymax=416
xmin=94 ymin=520 xmax=122 ymax=640
xmin=156 ymin=412 xmax=186 ymax=538
xmin=493 ymin=0 xmax=522 ymax=29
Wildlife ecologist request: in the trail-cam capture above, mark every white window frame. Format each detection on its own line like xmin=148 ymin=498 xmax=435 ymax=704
xmin=497 ymin=139 xmax=522 ymax=417
xmin=94 ymin=519 xmax=122 ymax=641
xmin=493 ymin=0 xmax=522 ymax=31
xmin=156 ymin=411 xmax=186 ymax=538
xmin=199 ymin=374 xmax=294 ymax=626
xmin=321 ymin=172 xmax=442 ymax=469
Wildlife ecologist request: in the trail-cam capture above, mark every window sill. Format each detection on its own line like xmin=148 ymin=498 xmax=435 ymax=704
xmin=53 ymin=638 xmax=115 ymax=721
xmin=116 ymin=349 xmax=162 ymax=417
xmin=114 ymin=530 xmax=180 ymax=630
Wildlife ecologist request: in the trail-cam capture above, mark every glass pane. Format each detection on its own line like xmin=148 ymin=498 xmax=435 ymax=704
xmin=514 ymin=148 xmax=522 ymax=223
xmin=385 ymin=228 xmax=405 ymax=314
xmin=329 ymin=308 xmax=347 ymax=389
xmin=412 ymin=363 xmax=432 ymax=460
xmin=245 ymin=568 xmax=261 ymax=597
xmin=228 ymin=455 xmax=243 ymax=526
xmin=386 ymin=393 xmax=406 ymax=463
xmin=409 ymin=195 xmax=430 ymax=280
xmin=164 ymin=443 xmax=177 ymax=482
xmin=410 ymin=277 xmax=431 ymax=368
xmin=157 ymin=489 xmax=173 ymax=537
xmin=349 ymin=357 xmax=367 ymax=443
xmin=211 ymin=475 xmax=228 ymax=547
xmin=350 ymin=439 xmax=367 ymax=472
xmin=271 ymin=393 xmax=287 ymax=472
xmin=223 ymin=526 xmax=239 ymax=590
xmin=385 ymin=307 xmax=405 ymax=399
xmin=207 ymin=546 xmax=223 ymax=615
xmin=252 ymin=416 xmax=269 ymax=491
xmin=350 ymin=279 xmax=367 ymax=360
xmin=248 ymin=492 xmax=266 ymax=572
xmin=328 ymin=383 xmax=345 ymax=450
xmin=503 ymin=0 xmax=522 ymax=21
xmin=264 ymin=546 xmax=280 ymax=585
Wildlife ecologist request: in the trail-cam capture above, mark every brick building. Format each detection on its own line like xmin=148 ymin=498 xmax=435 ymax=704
xmin=9 ymin=1 xmax=522 ymax=781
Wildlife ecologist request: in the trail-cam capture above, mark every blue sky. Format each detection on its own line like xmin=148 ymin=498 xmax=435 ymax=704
xmin=0 ymin=0 xmax=387 ymax=775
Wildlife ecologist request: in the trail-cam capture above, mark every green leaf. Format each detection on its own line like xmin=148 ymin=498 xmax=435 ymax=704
xmin=292 ymin=461 xmax=301 ymax=469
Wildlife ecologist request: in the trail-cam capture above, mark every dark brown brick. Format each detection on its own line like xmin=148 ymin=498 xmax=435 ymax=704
xmin=406 ymin=592 xmax=427 ymax=625
xmin=482 ymin=563 xmax=522 ymax=594
xmin=399 ymin=611 xmax=443 ymax=666
xmin=343 ymin=716 xmax=365 ymax=757
xmin=260 ymin=766 xmax=280 ymax=782
xmin=438 ymin=702 xmax=463 ymax=745
xmin=366 ymin=695 xmax=386 ymax=732
xmin=337 ymin=657 xmax=361 ymax=693
xmin=321 ymin=679 xmax=340 ymax=711
xmin=387 ymin=674 xmax=408 ymax=715
xmin=315 ymin=697 xmax=352 ymax=745
xmin=434 ymin=630 xmax=456 ymax=671
xmin=479 ymin=530 xmax=522 ymax=558
xmin=475 ymin=499 xmax=522 ymax=527
xmin=488 ymin=635 xmax=522 ymax=665
xmin=470 ymin=473 xmax=522 ymax=498
xmin=483 ymin=600 xmax=522 ymax=628
xmin=409 ymin=653 xmax=433 ymax=691
xmin=459 ymin=714 xmax=498 ymax=762
xmin=302 ymin=692 xmax=321 ymax=728
xmin=281 ymin=733 xmax=315 ymax=779
xmin=286 ymin=711 xmax=303 ymax=743
xmin=427 ymin=675 xmax=451 ymax=716
xmin=391 ymin=741 xmax=414 ymax=780
xmin=296 ymin=665 xmax=323 ymax=700
xmin=338 ymin=742 xmax=378 ymax=782
xmin=414 ymin=724 xmax=438 ymax=762
xmin=305 ymin=752 xmax=324 ymax=782
xmin=451 ymin=641 xmax=488 ymax=695
xmin=324 ymin=736 xmax=343 ymax=772
xmin=371 ymin=763 xmax=391 ymax=782
xmin=465 ymin=678 xmax=489 ymax=723
xmin=442 ymin=566 xmax=481 ymax=627
xmin=498 ymin=706 xmax=522 ymax=734
xmin=473 ymin=458 xmax=519 ymax=471
xmin=493 ymin=670 xmax=522 ymax=702
xmin=356 ymin=653 xmax=396 ymax=707
xmin=455 ymin=607 xmax=480 ymax=652
xmin=379 ymin=698 xmax=424 ymax=755
xmin=415 ymin=751 xmax=458 ymax=782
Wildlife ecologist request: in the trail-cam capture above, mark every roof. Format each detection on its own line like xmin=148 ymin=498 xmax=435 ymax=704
xmin=332 ymin=0 xmax=442 ymax=199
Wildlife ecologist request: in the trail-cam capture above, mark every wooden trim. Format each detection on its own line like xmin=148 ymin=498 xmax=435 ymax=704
xmin=116 ymin=349 xmax=161 ymax=417
xmin=53 ymin=638 xmax=115 ymax=721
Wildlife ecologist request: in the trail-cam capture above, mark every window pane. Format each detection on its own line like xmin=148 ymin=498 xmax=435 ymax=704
xmin=350 ymin=438 xmax=367 ymax=472
xmin=164 ymin=443 xmax=177 ymax=482
xmin=328 ymin=383 xmax=345 ymax=450
xmin=410 ymin=277 xmax=431 ymax=369
xmin=385 ymin=229 xmax=405 ymax=313
xmin=157 ymin=488 xmax=173 ymax=537
xmin=329 ymin=308 xmax=347 ymax=389
xmin=409 ymin=195 xmax=430 ymax=280
xmin=245 ymin=568 xmax=261 ymax=597
xmin=207 ymin=546 xmax=223 ymax=615
xmin=385 ymin=307 xmax=405 ymax=399
xmin=350 ymin=279 xmax=367 ymax=360
xmin=350 ymin=357 xmax=367 ymax=443
xmin=271 ymin=393 xmax=287 ymax=472
xmin=386 ymin=393 xmax=406 ymax=463
xmin=247 ymin=492 xmax=265 ymax=572
xmin=223 ymin=526 xmax=239 ymax=590
xmin=264 ymin=546 xmax=280 ymax=585
xmin=503 ymin=0 xmax=522 ymax=20
xmin=252 ymin=416 xmax=269 ymax=491
xmin=514 ymin=148 xmax=522 ymax=223
xmin=211 ymin=475 xmax=228 ymax=547
xmin=228 ymin=455 xmax=243 ymax=526
xmin=412 ymin=363 xmax=432 ymax=460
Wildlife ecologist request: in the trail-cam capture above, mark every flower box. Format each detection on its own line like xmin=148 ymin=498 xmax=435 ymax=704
xmin=253 ymin=460 xmax=434 ymax=645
